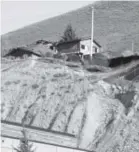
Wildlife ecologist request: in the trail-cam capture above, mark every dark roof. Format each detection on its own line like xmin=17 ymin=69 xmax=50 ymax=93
xmin=4 ymin=47 xmax=41 ymax=57
xmin=56 ymin=39 xmax=81 ymax=46
xmin=56 ymin=38 xmax=101 ymax=48
xmin=80 ymin=37 xmax=101 ymax=48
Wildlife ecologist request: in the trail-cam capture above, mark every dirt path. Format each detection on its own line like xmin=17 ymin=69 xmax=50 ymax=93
xmin=1 ymin=61 xmax=25 ymax=72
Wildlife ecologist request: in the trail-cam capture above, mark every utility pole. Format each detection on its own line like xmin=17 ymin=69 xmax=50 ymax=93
xmin=132 ymin=41 xmax=136 ymax=77
xmin=90 ymin=6 xmax=94 ymax=61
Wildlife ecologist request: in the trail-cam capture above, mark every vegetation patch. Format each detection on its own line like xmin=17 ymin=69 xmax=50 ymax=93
xmin=115 ymin=90 xmax=135 ymax=114
xmin=13 ymin=80 xmax=20 ymax=84
xmin=1 ymin=103 xmax=5 ymax=113
xmin=5 ymin=81 xmax=12 ymax=85
xmin=22 ymin=83 xmax=27 ymax=87
xmin=53 ymin=73 xmax=67 ymax=78
xmin=66 ymin=63 xmax=79 ymax=68
xmin=53 ymin=53 xmax=67 ymax=60
xmin=86 ymin=67 xmax=102 ymax=72
xmin=41 ymin=76 xmax=46 ymax=80
xmin=31 ymin=84 xmax=39 ymax=89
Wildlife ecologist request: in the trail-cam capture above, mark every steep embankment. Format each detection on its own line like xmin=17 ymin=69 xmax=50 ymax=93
xmin=1 ymin=59 xmax=139 ymax=151
xmin=2 ymin=1 xmax=139 ymax=56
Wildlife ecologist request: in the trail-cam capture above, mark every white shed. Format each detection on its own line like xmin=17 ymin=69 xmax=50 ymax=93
xmin=80 ymin=37 xmax=101 ymax=55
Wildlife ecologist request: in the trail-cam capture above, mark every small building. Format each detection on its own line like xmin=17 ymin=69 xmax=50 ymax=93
xmin=56 ymin=39 xmax=80 ymax=54
xmin=4 ymin=47 xmax=41 ymax=59
xmin=56 ymin=37 xmax=102 ymax=55
xmin=80 ymin=37 xmax=102 ymax=55
xmin=4 ymin=40 xmax=55 ymax=59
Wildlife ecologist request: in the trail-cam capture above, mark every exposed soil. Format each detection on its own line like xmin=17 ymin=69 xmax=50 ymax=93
xmin=1 ymin=59 xmax=139 ymax=152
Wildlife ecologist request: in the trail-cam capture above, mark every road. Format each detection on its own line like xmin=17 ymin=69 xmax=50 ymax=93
xmin=1 ymin=120 xmax=91 ymax=152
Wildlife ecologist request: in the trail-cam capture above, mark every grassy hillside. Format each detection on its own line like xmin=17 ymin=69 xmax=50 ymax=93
xmin=1 ymin=1 xmax=139 ymax=56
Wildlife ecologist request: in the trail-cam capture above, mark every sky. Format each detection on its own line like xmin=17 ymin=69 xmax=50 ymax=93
xmin=1 ymin=1 xmax=94 ymax=35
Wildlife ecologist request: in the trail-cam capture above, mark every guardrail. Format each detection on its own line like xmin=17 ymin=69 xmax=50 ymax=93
xmin=1 ymin=120 xmax=94 ymax=152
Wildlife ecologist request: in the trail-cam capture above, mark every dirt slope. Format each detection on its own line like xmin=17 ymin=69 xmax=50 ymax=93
xmin=1 ymin=59 xmax=139 ymax=151
xmin=2 ymin=1 xmax=139 ymax=56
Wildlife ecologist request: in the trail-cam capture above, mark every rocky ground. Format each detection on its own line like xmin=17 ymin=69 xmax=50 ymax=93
xmin=1 ymin=58 xmax=139 ymax=152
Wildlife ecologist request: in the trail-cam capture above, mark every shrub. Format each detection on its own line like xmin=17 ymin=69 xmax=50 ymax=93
xmin=66 ymin=53 xmax=80 ymax=62
xmin=53 ymin=53 xmax=68 ymax=60
xmin=115 ymin=90 xmax=135 ymax=114
xmin=14 ymin=129 xmax=35 ymax=152
xmin=85 ymin=65 xmax=107 ymax=72
xmin=45 ymin=51 xmax=54 ymax=57
xmin=32 ymin=84 xmax=39 ymax=89
xmin=53 ymin=73 xmax=67 ymax=78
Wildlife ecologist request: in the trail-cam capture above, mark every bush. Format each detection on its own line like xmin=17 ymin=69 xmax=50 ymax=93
xmin=44 ymin=51 xmax=54 ymax=57
xmin=32 ymin=84 xmax=39 ymax=89
xmin=66 ymin=53 xmax=81 ymax=62
xmin=14 ymin=129 xmax=35 ymax=152
xmin=85 ymin=65 xmax=108 ymax=73
xmin=53 ymin=53 xmax=68 ymax=60
xmin=115 ymin=90 xmax=135 ymax=114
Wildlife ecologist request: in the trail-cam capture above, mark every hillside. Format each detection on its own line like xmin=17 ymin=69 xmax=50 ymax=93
xmin=1 ymin=1 xmax=139 ymax=56
xmin=1 ymin=59 xmax=139 ymax=151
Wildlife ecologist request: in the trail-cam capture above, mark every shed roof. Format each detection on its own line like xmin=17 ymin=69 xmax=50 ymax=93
xmin=56 ymin=38 xmax=101 ymax=48
xmin=4 ymin=47 xmax=41 ymax=57
xmin=56 ymin=39 xmax=80 ymax=46
xmin=80 ymin=37 xmax=102 ymax=48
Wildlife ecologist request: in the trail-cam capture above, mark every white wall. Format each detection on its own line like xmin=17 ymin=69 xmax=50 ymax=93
xmin=1 ymin=137 xmax=84 ymax=152
xmin=80 ymin=39 xmax=100 ymax=55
